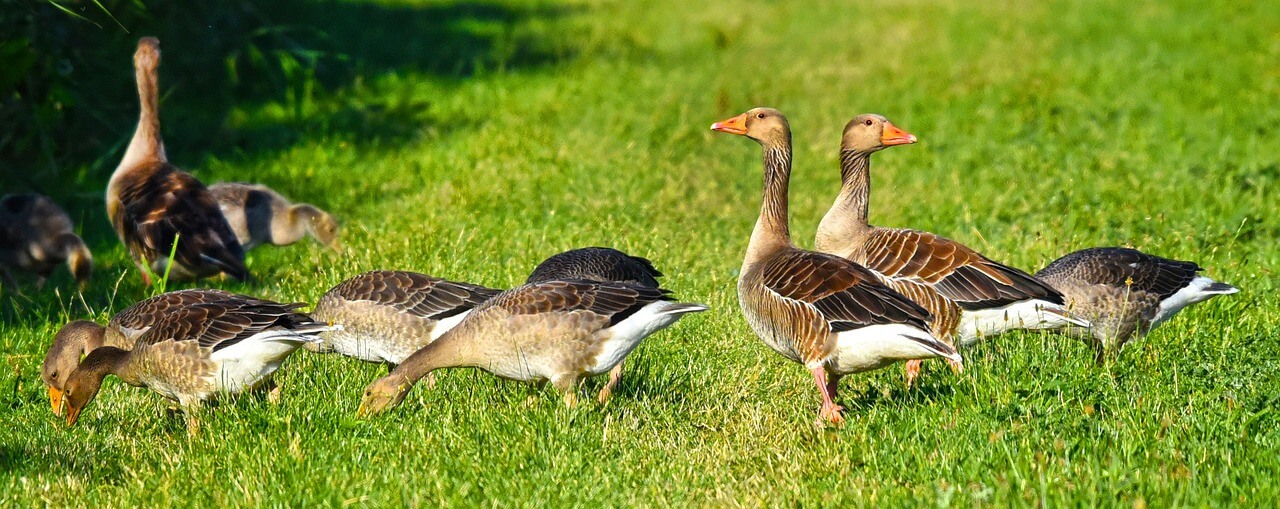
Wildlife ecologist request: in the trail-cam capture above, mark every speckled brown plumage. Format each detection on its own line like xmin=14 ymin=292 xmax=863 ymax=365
xmin=1036 ymin=247 xmax=1239 ymax=359
xmin=309 ymin=270 xmax=501 ymax=365
xmin=356 ymin=280 xmax=706 ymax=415
xmin=713 ymin=108 xmax=958 ymax=425
xmin=61 ymin=294 xmax=329 ymax=426
xmin=527 ymin=247 xmax=662 ymax=288
xmin=0 ymin=193 xmax=91 ymax=289
xmin=106 ymin=38 xmax=246 ymax=284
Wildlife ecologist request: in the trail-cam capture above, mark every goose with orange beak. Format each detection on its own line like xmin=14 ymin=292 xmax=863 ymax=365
xmin=712 ymin=107 xmax=959 ymax=425
xmin=814 ymin=113 xmax=1086 ymax=386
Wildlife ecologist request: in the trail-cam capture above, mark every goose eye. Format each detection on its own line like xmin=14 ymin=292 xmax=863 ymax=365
xmin=51 ymin=372 xmax=58 ymax=380
xmin=864 ymin=119 xmax=873 ymax=126
xmin=756 ymin=113 xmax=765 ymax=119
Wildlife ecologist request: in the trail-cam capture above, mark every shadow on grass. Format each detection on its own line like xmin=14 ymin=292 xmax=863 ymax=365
xmin=0 ymin=442 xmax=125 ymax=480
xmin=1 ymin=0 xmax=582 ymax=325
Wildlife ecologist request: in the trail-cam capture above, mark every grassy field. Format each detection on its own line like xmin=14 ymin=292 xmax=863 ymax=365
xmin=3 ymin=0 xmax=1278 ymax=505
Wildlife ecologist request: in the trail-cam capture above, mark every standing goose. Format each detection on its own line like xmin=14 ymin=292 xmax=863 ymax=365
xmin=526 ymin=246 xmax=664 ymax=401
xmin=0 ymin=194 xmax=92 ymax=290
xmin=357 ymin=280 xmax=707 ymax=416
xmin=107 ymin=37 xmax=247 ymax=285
xmin=711 ymin=107 xmax=959 ymax=425
xmin=815 ymin=114 xmax=1085 ymax=382
xmin=42 ymin=289 xmax=239 ymax=415
xmin=308 ymin=270 xmax=502 ymax=366
xmin=1035 ymin=247 xmax=1239 ymax=361
xmin=208 ymin=182 xmax=341 ymax=251
xmin=61 ymin=294 xmax=331 ymax=429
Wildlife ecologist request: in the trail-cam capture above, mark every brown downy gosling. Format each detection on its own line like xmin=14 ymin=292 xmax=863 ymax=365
xmin=208 ymin=182 xmax=341 ymax=251
xmin=0 ymin=193 xmax=92 ymax=290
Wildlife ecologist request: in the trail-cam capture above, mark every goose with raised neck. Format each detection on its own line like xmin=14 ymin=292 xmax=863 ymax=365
xmin=712 ymin=107 xmax=960 ymax=425
xmin=106 ymin=37 xmax=248 ymax=285
xmin=1035 ymin=246 xmax=1239 ymax=362
xmin=815 ymin=114 xmax=1087 ymax=385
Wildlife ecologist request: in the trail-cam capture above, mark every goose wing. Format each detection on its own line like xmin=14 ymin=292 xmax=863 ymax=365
xmin=1037 ymin=247 xmax=1201 ymax=301
xmin=137 ymin=297 xmax=318 ymax=351
xmin=327 ymin=270 xmax=502 ymax=320
xmin=863 ymin=229 xmax=1061 ymax=310
xmin=762 ymin=250 xmax=932 ymax=333
xmin=114 ymin=162 xmax=248 ymax=280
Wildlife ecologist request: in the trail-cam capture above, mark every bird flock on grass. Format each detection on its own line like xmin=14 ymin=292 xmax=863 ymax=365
xmin=4 ymin=38 xmax=1238 ymax=431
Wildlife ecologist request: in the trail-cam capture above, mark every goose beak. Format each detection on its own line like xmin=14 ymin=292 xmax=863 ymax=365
xmin=710 ymin=113 xmax=749 ymax=135
xmin=48 ymin=387 xmax=65 ymax=417
xmin=881 ymin=122 xmax=917 ymax=146
xmin=65 ymin=405 xmax=81 ymax=427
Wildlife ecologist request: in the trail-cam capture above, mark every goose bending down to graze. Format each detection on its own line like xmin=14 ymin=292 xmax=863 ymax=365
xmin=526 ymin=247 xmax=663 ymax=288
xmin=42 ymin=289 xmax=240 ymax=415
xmin=61 ymin=294 xmax=332 ymax=431
xmin=814 ymin=114 xmax=1086 ymax=384
xmin=711 ymin=107 xmax=960 ymax=425
xmin=308 ymin=270 xmax=502 ymax=365
xmin=1035 ymin=247 xmax=1239 ymax=361
xmin=356 ymin=280 xmax=707 ymax=416
xmin=526 ymin=246 xmax=664 ymax=401
xmin=107 ymin=37 xmax=247 ymax=285
xmin=208 ymin=182 xmax=341 ymax=251
xmin=0 ymin=194 xmax=92 ymax=290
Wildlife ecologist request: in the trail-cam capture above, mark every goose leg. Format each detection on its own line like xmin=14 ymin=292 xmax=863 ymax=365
xmin=552 ymin=374 xmax=581 ymax=408
xmin=811 ymin=367 xmax=844 ymax=425
xmin=596 ymin=362 xmax=624 ymax=404
xmin=904 ymin=359 xmax=923 ymax=387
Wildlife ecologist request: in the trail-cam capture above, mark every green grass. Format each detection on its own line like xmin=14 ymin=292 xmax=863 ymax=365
xmin=3 ymin=0 xmax=1278 ymax=505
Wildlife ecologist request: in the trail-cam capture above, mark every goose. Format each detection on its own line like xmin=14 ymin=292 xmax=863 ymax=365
xmin=0 ymin=193 xmax=92 ymax=290
xmin=106 ymin=37 xmax=247 ymax=285
xmin=526 ymin=246 xmax=664 ymax=401
xmin=356 ymin=280 xmax=707 ymax=416
xmin=711 ymin=107 xmax=960 ymax=425
xmin=42 ymin=289 xmax=239 ymax=415
xmin=526 ymin=247 xmax=663 ymax=288
xmin=61 ymin=294 xmax=332 ymax=430
xmin=1035 ymin=247 xmax=1239 ymax=361
xmin=208 ymin=182 xmax=341 ymax=251
xmin=308 ymin=270 xmax=502 ymax=366
xmin=814 ymin=114 xmax=1086 ymax=383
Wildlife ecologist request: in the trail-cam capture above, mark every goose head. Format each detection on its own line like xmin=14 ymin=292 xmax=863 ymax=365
xmin=357 ymin=375 xmax=411 ymax=417
xmin=711 ymin=107 xmax=790 ymax=146
xmin=42 ymin=320 xmax=105 ymax=416
xmin=841 ymin=114 xmax=916 ymax=154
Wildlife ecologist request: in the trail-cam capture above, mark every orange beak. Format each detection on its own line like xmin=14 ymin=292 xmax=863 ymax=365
xmin=881 ymin=121 xmax=918 ymax=146
xmin=48 ymin=386 xmax=65 ymax=417
xmin=710 ymin=113 xmax=749 ymax=135
xmin=66 ymin=405 xmax=82 ymax=427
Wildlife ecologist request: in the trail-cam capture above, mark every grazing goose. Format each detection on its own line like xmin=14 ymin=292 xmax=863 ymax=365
xmin=106 ymin=37 xmax=247 ymax=285
xmin=0 ymin=194 xmax=92 ymax=290
xmin=356 ymin=280 xmax=707 ymax=416
xmin=308 ymin=270 xmax=502 ymax=365
xmin=61 ymin=294 xmax=331 ymax=429
xmin=526 ymin=246 xmax=664 ymax=402
xmin=208 ymin=182 xmax=341 ymax=251
xmin=42 ymin=289 xmax=239 ymax=415
xmin=527 ymin=247 xmax=663 ymax=288
xmin=712 ymin=107 xmax=960 ymax=425
xmin=1035 ymin=247 xmax=1239 ymax=361
xmin=815 ymin=114 xmax=1085 ymax=383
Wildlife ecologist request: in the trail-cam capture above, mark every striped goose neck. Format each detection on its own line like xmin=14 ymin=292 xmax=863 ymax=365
xmin=815 ymin=150 xmax=872 ymax=255
xmin=746 ymin=142 xmax=794 ymax=265
xmin=115 ymin=55 xmax=166 ymax=179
